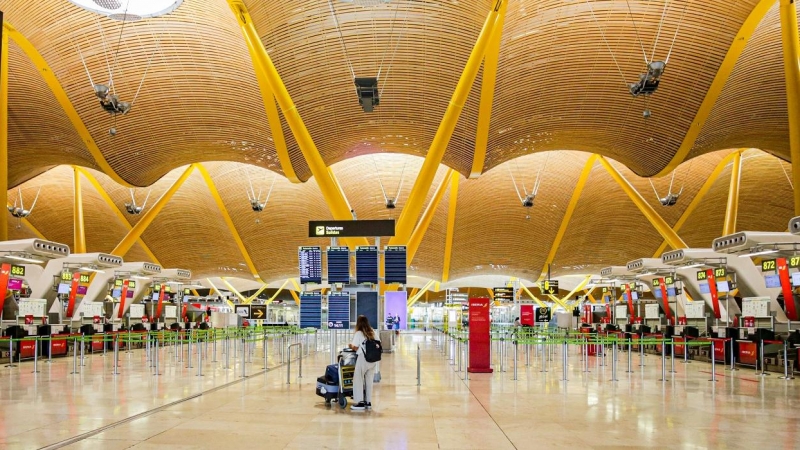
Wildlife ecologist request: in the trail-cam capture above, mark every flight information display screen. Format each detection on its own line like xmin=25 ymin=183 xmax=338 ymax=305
xmin=327 ymin=246 xmax=350 ymax=284
xmin=327 ymin=292 xmax=350 ymax=329
xmin=299 ymin=293 xmax=322 ymax=329
xmin=298 ymin=246 xmax=322 ymax=284
xmin=384 ymin=246 xmax=407 ymax=284
xmin=355 ymin=246 xmax=379 ymax=284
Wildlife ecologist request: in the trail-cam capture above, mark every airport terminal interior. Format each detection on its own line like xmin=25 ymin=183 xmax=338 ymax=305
xmin=2 ymin=0 xmax=800 ymax=448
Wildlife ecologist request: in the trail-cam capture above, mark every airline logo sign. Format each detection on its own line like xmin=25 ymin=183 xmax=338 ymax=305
xmin=235 ymin=306 xmax=250 ymax=318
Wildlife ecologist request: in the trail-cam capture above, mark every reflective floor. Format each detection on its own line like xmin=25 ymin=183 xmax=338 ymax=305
xmin=0 ymin=332 xmax=798 ymax=449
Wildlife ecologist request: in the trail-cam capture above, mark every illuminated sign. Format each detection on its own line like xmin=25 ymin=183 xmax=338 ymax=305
xmin=540 ymin=280 xmax=558 ymax=295
xmin=10 ymin=265 xmax=25 ymax=277
xmin=762 ymin=259 xmax=777 ymax=272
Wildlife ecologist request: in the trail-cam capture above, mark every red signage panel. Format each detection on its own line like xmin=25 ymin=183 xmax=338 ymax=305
xmin=155 ymin=284 xmax=167 ymax=320
xmin=117 ymin=279 xmax=130 ymax=319
xmin=658 ymin=278 xmax=673 ymax=325
xmin=467 ymin=297 xmax=492 ymax=373
xmin=776 ymin=257 xmax=798 ymax=321
xmin=0 ymin=263 xmax=11 ymax=316
xmin=624 ymin=284 xmax=634 ymax=319
xmin=66 ymin=272 xmax=81 ymax=318
xmin=706 ymin=269 xmax=721 ymax=320
xmin=520 ymin=304 xmax=534 ymax=326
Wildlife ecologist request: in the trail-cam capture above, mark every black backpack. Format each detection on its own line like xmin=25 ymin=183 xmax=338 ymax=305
xmin=362 ymin=338 xmax=382 ymax=363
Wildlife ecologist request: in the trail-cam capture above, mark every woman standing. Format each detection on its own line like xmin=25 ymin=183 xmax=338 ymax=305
xmin=348 ymin=315 xmax=377 ymax=411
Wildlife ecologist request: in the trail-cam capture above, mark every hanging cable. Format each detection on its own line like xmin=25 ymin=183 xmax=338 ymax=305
xmin=74 ymin=43 xmax=95 ymax=88
xmin=586 ymin=1 xmax=628 ymax=86
xmin=649 ymin=0 xmax=670 ymax=63
xmin=665 ymin=0 xmax=692 ymax=64
xmin=95 ymin=18 xmax=115 ymax=90
xmin=327 ymin=0 xmax=356 ymax=79
xmin=377 ymin=1 xmax=403 ymax=79
xmin=508 ymin=165 xmax=525 ymax=202
xmin=624 ymin=0 xmax=649 ymax=64
xmin=109 ymin=0 xmax=131 ymax=91
xmin=130 ymin=52 xmax=155 ymax=108
xmin=780 ymin=161 xmax=794 ymax=190
xmin=373 ymin=156 xmax=390 ymax=203
xmin=380 ymin=2 xmax=410 ymax=94
xmin=393 ymin=162 xmax=406 ymax=203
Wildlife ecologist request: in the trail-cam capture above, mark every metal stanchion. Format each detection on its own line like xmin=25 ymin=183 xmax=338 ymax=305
xmin=758 ymin=339 xmax=769 ymax=377
xmin=659 ymin=340 xmax=668 ymax=382
xmin=287 ymin=342 xmax=302 ymax=384
xmin=779 ymin=341 xmax=795 ymax=380
xmin=71 ymin=337 xmax=79 ymax=375
xmin=48 ymin=338 xmax=53 ymax=364
xmin=112 ymin=336 xmax=120 ymax=375
xmin=80 ymin=334 xmax=86 ymax=367
xmin=187 ymin=332 xmax=193 ymax=369
xmin=417 ymin=344 xmax=422 ymax=386
xmin=540 ymin=340 xmax=547 ymax=373
xmin=154 ymin=337 xmax=160 ymax=376
xmin=31 ymin=340 xmax=39 ymax=374
xmin=670 ymin=339 xmax=676 ymax=373
xmin=561 ymin=341 xmax=568 ymax=381
xmin=709 ymin=341 xmax=717 ymax=382
xmin=639 ymin=338 xmax=645 ymax=367
xmin=197 ymin=338 xmax=204 ymax=377
xmin=263 ymin=333 xmax=269 ymax=370
xmin=611 ymin=341 xmax=618 ymax=381
xmin=513 ymin=340 xmax=518 ymax=381
xmin=626 ymin=338 xmax=633 ymax=373
xmin=727 ymin=338 xmax=738 ymax=371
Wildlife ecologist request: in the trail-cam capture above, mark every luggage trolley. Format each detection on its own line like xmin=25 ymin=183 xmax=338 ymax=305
xmin=316 ymin=349 xmax=356 ymax=408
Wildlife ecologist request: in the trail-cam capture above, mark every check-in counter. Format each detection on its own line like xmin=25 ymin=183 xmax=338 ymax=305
xmin=701 ymin=337 xmax=730 ymax=363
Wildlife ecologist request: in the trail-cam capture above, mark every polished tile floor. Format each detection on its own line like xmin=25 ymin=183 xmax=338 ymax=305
xmin=0 ymin=332 xmax=798 ymax=449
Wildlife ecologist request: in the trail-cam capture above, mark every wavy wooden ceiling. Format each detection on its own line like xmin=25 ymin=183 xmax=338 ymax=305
xmin=0 ymin=0 xmax=797 ymax=283
xmin=0 ymin=0 xmax=794 ymax=185
xmin=4 ymin=149 xmax=793 ymax=283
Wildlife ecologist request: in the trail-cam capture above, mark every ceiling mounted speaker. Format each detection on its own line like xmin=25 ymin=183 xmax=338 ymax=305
xmin=92 ymin=0 xmax=122 ymax=8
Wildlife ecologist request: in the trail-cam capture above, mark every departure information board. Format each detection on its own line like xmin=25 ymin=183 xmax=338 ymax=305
xmin=493 ymin=287 xmax=514 ymax=302
xmin=384 ymin=246 xmax=407 ymax=284
xmin=355 ymin=246 xmax=379 ymax=284
xmin=327 ymin=246 xmax=351 ymax=284
xmin=299 ymin=293 xmax=322 ymax=329
xmin=298 ymin=246 xmax=322 ymax=284
xmin=327 ymin=292 xmax=350 ymax=329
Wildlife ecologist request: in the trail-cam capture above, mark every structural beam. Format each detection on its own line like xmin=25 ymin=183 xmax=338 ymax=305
xmin=407 ymin=280 xmax=435 ymax=307
xmin=265 ymin=279 xmax=291 ymax=303
xmin=220 ymin=277 xmax=247 ymax=302
xmin=441 ymin=172 xmax=460 ymax=282
xmin=470 ymin=0 xmax=507 ymax=178
xmin=723 ymin=150 xmax=743 ymax=235
xmin=245 ymin=283 xmax=270 ymax=303
xmin=519 ymin=283 xmax=546 ymax=308
xmin=2 ymin=22 xmax=134 ymax=187
xmin=327 ymin=167 xmax=369 ymax=248
xmin=652 ymin=151 xmax=740 ymax=257
xmin=0 ymin=24 xmax=7 ymax=241
xmin=401 ymin=169 xmax=453 ymax=264
xmin=73 ymin=168 xmax=86 ymax=253
xmin=112 ymin=165 xmax=196 ymax=257
xmin=206 ymin=278 xmax=236 ymax=310
xmin=290 ymin=278 xmax=301 ymax=305
xmin=393 ymin=1 xmax=505 ymax=244
xmin=197 ymin=164 xmax=262 ymax=280
xmin=599 ymin=156 xmax=687 ymax=250
xmin=74 ymin=167 xmax=161 ymax=264
xmin=540 ymin=154 xmax=599 ymax=279
xmin=242 ymin=37 xmax=299 ymax=183
xmin=556 ymin=276 xmax=592 ymax=305
xmin=653 ymin=0 xmax=776 ymax=177
xmin=226 ymin=2 xmax=366 ymax=223
xmin=780 ymin=0 xmax=800 ymax=214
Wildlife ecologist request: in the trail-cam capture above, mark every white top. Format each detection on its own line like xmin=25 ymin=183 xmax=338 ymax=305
xmin=351 ymin=330 xmax=366 ymax=356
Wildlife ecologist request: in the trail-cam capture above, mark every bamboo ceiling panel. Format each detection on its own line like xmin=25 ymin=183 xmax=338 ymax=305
xmin=6 ymin=40 xmax=98 ymax=186
xmin=246 ymin=0 xmax=487 ymax=175
xmin=691 ymin=4 xmax=792 ymax=162
xmin=12 ymin=166 xmax=77 ymax=249
xmin=6 ymin=220 xmax=40 ymax=241
xmin=448 ymin=151 xmax=588 ymax=281
xmin=551 ymin=158 xmax=664 ymax=276
xmin=736 ymin=151 xmax=794 ymax=232
xmin=1 ymin=0 xmax=286 ymax=186
xmin=485 ymin=0 xmax=759 ymax=176
xmin=137 ymin=169 xmax=248 ymax=278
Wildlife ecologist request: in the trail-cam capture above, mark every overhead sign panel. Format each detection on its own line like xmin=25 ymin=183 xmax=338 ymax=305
xmin=300 ymin=293 xmax=322 ymax=329
xmin=384 ymin=246 xmax=407 ymax=284
xmin=539 ymin=280 xmax=558 ymax=295
xmin=326 ymin=246 xmax=351 ymax=284
xmin=327 ymin=292 xmax=350 ymax=329
xmin=493 ymin=287 xmax=514 ymax=302
xmin=251 ymin=305 xmax=266 ymax=319
xmin=309 ymin=220 xmax=395 ymax=238
xmin=299 ymin=246 xmax=322 ymax=284
xmin=355 ymin=246 xmax=379 ymax=284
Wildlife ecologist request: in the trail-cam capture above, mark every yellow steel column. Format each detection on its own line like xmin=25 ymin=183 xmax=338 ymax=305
xmin=780 ymin=0 xmax=800 ymax=214
xmin=402 ymin=169 xmax=453 ymax=264
xmin=226 ymin=1 xmax=360 ymax=221
xmin=73 ymin=168 xmax=86 ymax=253
xmin=722 ymin=151 xmax=743 ymax=235
xmin=112 ymin=165 xmax=196 ymax=257
xmin=220 ymin=277 xmax=247 ymax=302
xmin=441 ymin=172 xmax=460 ymax=282
xmin=540 ymin=154 xmax=598 ymax=280
xmin=394 ymin=1 xmax=504 ymax=243
xmin=0 ymin=26 xmax=7 ymax=241
xmin=471 ymin=0 xmax=507 ymax=178
xmin=598 ymin=156 xmax=687 ymax=250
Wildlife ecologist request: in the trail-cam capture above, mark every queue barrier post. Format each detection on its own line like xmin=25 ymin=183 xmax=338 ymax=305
xmin=709 ymin=340 xmax=717 ymax=382
xmin=779 ymin=340 xmax=795 ymax=380
xmin=417 ymin=344 xmax=422 ymax=386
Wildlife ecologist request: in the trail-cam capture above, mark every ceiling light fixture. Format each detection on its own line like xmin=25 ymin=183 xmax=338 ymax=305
xmin=738 ymin=249 xmax=778 ymax=258
xmin=80 ymin=266 xmax=105 ymax=274
xmin=682 ymin=263 xmax=704 ymax=269
xmin=67 ymin=0 xmax=183 ymax=20
xmin=5 ymin=255 xmax=44 ymax=264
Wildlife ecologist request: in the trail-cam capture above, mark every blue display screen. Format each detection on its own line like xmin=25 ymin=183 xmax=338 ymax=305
xmin=299 ymin=293 xmax=322 ymax=329
xmin=699 ymin=282 xmax=710 ymax=294
xmin=765 ymin=274 xmax=781 ymax=289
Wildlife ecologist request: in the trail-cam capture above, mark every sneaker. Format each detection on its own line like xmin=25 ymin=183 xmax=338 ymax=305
xmin=351 ymin=402 xmax=367 ymax=411
xmin=366 ymin=402 xmax=372 ymax=410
